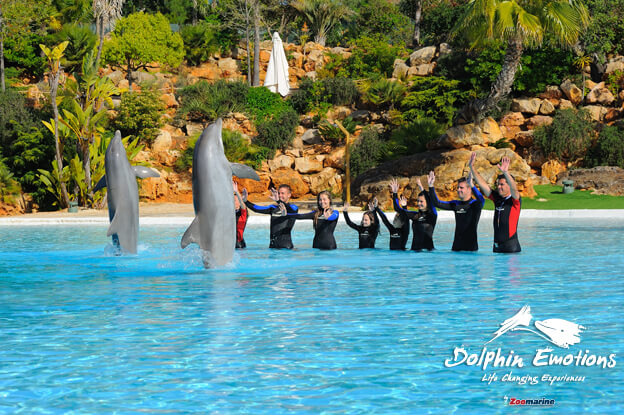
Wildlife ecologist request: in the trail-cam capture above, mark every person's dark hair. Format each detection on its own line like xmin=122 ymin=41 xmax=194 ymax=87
xmin=314 ymin=190 xmax=332 ymax=226
xmin=417 ymin=191 xmax=428 ymax=210
xmin=457 ymin=177 xmax=468 ymax=185
xmin=496 ymin=173 xmax=514 ymax=184
xmin=363 ymin=211 xmax=376 ymax=226
xmin=278 ymin=184 xmax=292 ymax=192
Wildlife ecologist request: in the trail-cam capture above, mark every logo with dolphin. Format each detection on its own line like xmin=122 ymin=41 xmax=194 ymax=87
xmin=486 ymin=305 xmax=585 ymax=349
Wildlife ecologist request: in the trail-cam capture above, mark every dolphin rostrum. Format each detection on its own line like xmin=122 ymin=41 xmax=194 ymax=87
xmin=181 ymin=119 xmax=260 ymax=268
xmin=94 ymin=131 xmax=160 ymax=254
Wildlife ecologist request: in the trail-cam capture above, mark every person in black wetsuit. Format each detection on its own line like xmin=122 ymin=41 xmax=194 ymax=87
xmin=243 ymin=184 xmax=298 ymax=249
xmin=375 ymin=181 xmax=410 ymax=250
xmin=287 ymin=190 xmax=339 ymax=250
xmin=429 ymin=170 xmax=485 ymax=251
xmin=392 ymin=174 xmax=438 ymax=251
xmin=468 ymin=152 xmax=521 ymax=253
xmin=343 ymin=200 xmax=380 ymax=249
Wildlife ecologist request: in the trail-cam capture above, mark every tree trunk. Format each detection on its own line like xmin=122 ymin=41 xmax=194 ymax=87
xmin=244 ymin=0 xmax=252 ymax=86
xmin=1 ymin=36 xmax=5 ymax=92
xmin=456 ymin=36 xmax=524 ymax=124
xmin=411 ymin=0 xmax=422 ymax=48
xmin=192 ymin=0 xmax=198 ymax=25
xmin=314 ymin=34 xmax=326 ymax=47
xmin=83 ymin=142 xmax=93 ymax=206
xmin=127 ymin=56 xmax=133 ymax=91
xmin=50 ymin=70 xmax=70 ymax=208
xmin=95 ymin=15 xmax=105 ymax=68
xmin=252 ymin=4 xmax=260 ymax=86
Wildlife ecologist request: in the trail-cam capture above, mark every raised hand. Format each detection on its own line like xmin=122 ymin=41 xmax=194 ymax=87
xmin=498 ymin=156 xmax=511 ymax=173
xmin=323 ymin=207 xmax=333 ymax=218
xmin=367 ymin=201 xmax=375 ymax=211
xmin=241 ymin=188 xmax=248 ymax=202
xmin=469 ymin=151 xmax=476 ymax=168
xmin=467 ymin=171 xmax=473 ymax=188
xmin=400 ymin=195 xmax=408 ymax=207
xmin=428 ymin=171 xmax=435 ymax=187
xmin=343 ymin=201 xmax=350 ymax=212
xmin=372 ymin=197 xmax=379 ymax=208
xmin=232 ymin=180 xmax=239 ymax=193
xmin=416 ymin=177 xmax=424 ymax=191
xmin=278 ymin=202 xmax=286 ymax=215
xmin=390 ymin=178 xmax=399 ymax=193
xmin=269 ymin=187 xmax=279 ymax=202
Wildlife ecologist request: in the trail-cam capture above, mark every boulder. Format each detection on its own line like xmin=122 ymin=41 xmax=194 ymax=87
xmin=500 ymin=112 xmax=525 ymax=127
xmin=428 ymin=123 xmax=485 ymax=149
xmin=407 ymin=63 xmax=436 ymax=77
xmin=268 ymin=155 xmax=294 ymax=172
xmin=539 ymin=99 xmax=555 ymax=115
xmin=559 ymin=99 xmax=574 ymax=110
xmin=539 ymin=85 xmax=562 ymax=100
xmin=303 ymin=41 xmax=324 ymax=54
xmin=525 ymin=115 xmax=553 ymax=130
xmin=586 ymin=84 xmax=615 ymax=105
xmin=513 ymin=130 xmax=534 ymax=147
xmin=409 ymin=46 xmax=437 ymax=66
xmin=308 ymin=49 xmax=325 ymax=64
xmin=301 ymin=129 xmax=322 ymax=145
xmin=238 ymin=173 xmax=271 ymax=195
xmin=556 ymin=166 xmax=624 ymax=196
xmin=139 ymin=175 xmax=168 ymax=200
xmin=292 ymin=136 xmax=304 ymax=150
xmin=560 ymin=79 xmax=583 ymax=105
xmin=217 ymin=58 xmax=239 ymax=75
xmin=160 ymin=93 xmax=178 ymax=108
xmin=519 ymin=146 xmax=547 ymax=169
xmin=190 ymin=63 xmax=220 ymax=80
xmin=541 ymin=160 xmax=566 ymax=183
xmin=350 ymin=110 xmax=371 ymax=123
xmin=604 ymin=108 xmax=623 ymax=123
xmin=584 ymin=79 xmax=597 ymax=91
xmin=107 ymin=70 xmax=125 ymax=85
xmin=606 ymin=60 xmax=624 ymax=74
xmin=324 ymin=147 xmax=345 ymax=170
xmin=392 ymin=60 xmax=410 ymax=79
xmin=326 ymin=106 xmax=352 ymax=121
xmin=439 ymin=43 xmax=452 ymax=56
xmin=259 ymin=50 xmax=271 ymax=63
xmin=132 ymin=71 xmax=157 ymax=85
xmin=294 ymin=156 xmax=323 ymax=174
xmin=185 ymin=122 xmax=204 ymax=137
xmin=269 ymin=168 xmax=309 ymax=198
xmin=583 ymin=105 xmax=607 ymax=121
xmin=478 ymin=117 xmax=503 ymax=143
xmin=290 ymin=52 xmax=304 ymax=68
xmin=304 ymin=71 xmax=317 ymax=80
xmin=306 ymin=167 xmax=339 ymax=194
xmin=511 ymin=98 xmax=542 ymax=114
xmin=152 ymin=129 xmax=173 ymax=153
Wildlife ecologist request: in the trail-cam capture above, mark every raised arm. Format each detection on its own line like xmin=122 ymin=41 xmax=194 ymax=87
xmin=499 ymin=156 xmax=520 ymax=200
xmin=427 ymin=170 xmax=453 ymax=211
xmin=342 ymin=203 xmax=360 ymax=231
xmin=375 ymin=206 xmax=395 ymax=232
xmin=468 ymin=152 xmax=492 ymax=198
xmin=233 ymin=181 xmax=246 ymax=211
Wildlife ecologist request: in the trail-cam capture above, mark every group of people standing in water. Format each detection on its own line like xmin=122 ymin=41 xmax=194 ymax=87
xmin=233 ymin=152 xmax=522 ymax=254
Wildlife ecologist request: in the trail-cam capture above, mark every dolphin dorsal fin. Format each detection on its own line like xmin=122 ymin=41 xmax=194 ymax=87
xmin=133 ymin=166 xmax=160 ymax=179
xmin=181 ymin=217 xmax=201 ymax=249
xmin=93 ymin=176 xmax=107 ymax=192
xmin=230 ymin=162 xmax=260 ymax=181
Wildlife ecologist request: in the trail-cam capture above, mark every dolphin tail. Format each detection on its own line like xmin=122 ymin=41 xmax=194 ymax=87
xmin=94 ymin=176 xmax=107 ymax=192
xmin=106 ymin=212 xmax=122 ymax=238
xmin=181 ymin=217 xmax=201 ymax=249
xmin=133 ymin=166 xmax=160 ymax=179
xmin=230 ymin=162 xmax=260 ymax=181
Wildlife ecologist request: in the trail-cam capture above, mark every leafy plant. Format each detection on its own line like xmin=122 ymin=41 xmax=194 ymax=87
xmin=360 ymin=79 xmax=407 ymax=109
xmin=320 ymin=77 xmax=359 ymax=106
xmin=50 ymin=23 xmax=97 ymax=74
xmin=0 ymin=161 xmax=21 ymax=204
xmin=585 ymin=125 xmax=624 ymax=168
xmin=401 ymin=76 xmax=470 ymax=127
xmin=255 ymin=108 xmax=299 ymax=150
xmin=318 ymin=116 xmax=356 ymax=144
xmin=350 ymin=127 xmax=388 ymax=177
xmin=385 ymin=118 xmax=443 ymax=159
xmin=533 ymin=109 xmax=595 ymax=160
xmin=245 ymin=86 xmax=292 ymax=121
xmin=606 ymin=70 xmax=624 ymax=97
xmin=113 ymin=88 xmax=165 ymax=144
xmin=346 ymin=35 xmax=408 ymax=80
xmin=181 ymin=21 xmax=221 ymax=66
xmin=177 ymin=80 xmax=249 ymax=123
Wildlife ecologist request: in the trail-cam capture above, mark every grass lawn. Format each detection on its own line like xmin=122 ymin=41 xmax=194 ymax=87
xmin=482 ymin=185 xmax=624 ymax=210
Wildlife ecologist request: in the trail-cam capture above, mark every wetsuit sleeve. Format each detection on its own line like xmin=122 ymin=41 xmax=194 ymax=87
xmin=393 ymin=192 xmax=417 ymax=220
xmin=326 ymin=210 xmax=339 ymax=221
xmin=429 ymin=186 xmax=454 ymax=211
xmin=423 ymin=190 xmax=437 ymax=216
xmin=245 ymin=200 xmax=277 ymax=214
xmin=289 ymin=210 xmax=316 ymax=220
xmin=372 ymin=209 xmax=380 ymax=234
xmin=375 ymin=207 xmax=394 ymax=231
xmin=287 ymin=203 xmax=299 ymax=213
xmin=343 ymin=211 xmax=362 ymax=231
xmin=473 ymin=186 xmax=485 ymax=207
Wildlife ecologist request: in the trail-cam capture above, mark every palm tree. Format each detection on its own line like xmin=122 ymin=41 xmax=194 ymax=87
xmin=93 ymin=0 xmax=124 ymax=67
xmin=291 ymin=0 xmax=353 ymax=46
xmin=454 ymin=0 xmax=589 ymax=123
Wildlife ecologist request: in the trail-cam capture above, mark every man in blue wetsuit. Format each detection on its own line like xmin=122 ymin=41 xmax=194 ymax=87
xmin=243 ymin=184 xmax=298 ymax=249
xmin=468 ymin=152 xmax=522 ymax=253
xmin=429 ymin=170 xmax=485 ymax=251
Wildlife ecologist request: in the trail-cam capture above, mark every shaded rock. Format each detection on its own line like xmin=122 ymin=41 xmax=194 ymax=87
xmin=301 ymin=129 xmax=322 ymax=145
xmin=409 ymin=46 xmax=437 ymax=66
xmin=586 ymin=84 xmax=615 ymax=105
xmin=268 ymin=155 xmax=294 ymax=172
xmin=350 ymin=110 xmax=371 ymax=123
xmin=294 ymin=156 xmax=323 ymax=174
xmin=525 ymin=115 xmax=553 ymax=130
xmin=539 ymin=85 xmax=562 ymax=100
xmin=324 ymin=147 xmax=345 ymax=170
xmin=270 ymin=168 xmax=309 ymax=198
xmin=428 ymin=123 xmax=484 ymax=149
xmin=152 ymin=130 xmax=172 ymax=153
xmin=439 ymin=43 xmax=452 ymax=56
xmin=583 ymin=105 xmax=607 ymax=121
xmin=556 ymin=166 xmax=624 ymax=196
xmin=304 ymin=71 xmax=317 ymax=80
xmin=513 ymin=130 xmax=534 ymax=147
xmin=539 ymin=99 xmax=555 ymax=115
xmin=604 ymin=108 xmax=623 ymax=123
xmin=511 ymin=97 xmax=542 ymax=114
xmin=559 ymin=99 xmax=574 ymax=109
xmin=560 ymin=79 xmax=583 ymax=105
xmin=392 ymin=60 xmax=410 ymax=79
xmin=519 ymin=146 xmax=547 ymax=169
xmin=541 ymin=160 xmax=566 ymax=183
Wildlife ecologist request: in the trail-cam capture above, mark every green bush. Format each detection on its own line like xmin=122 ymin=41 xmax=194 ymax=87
xmin=50 ymin=24 xmax=97 ymax=74
xmin=350 ymin=127 xmax=388 ymax=177
xmin=245 ymin=86 xmax=292 ymax=121
xmin=0 ymin=160 xmax=21 ymax=204
xmin=585 ymin=125 xmax=624 ymax=168
xmin=346 ymin=0 xmax=411 ymax=45
xmin=533 ymin=109 xmax=595 ymax=160
xmin=320 ymin=77 xmax=359 ymax=106
xmin=385 ymin=118 xmax=443 ymax=159
xmin=113 ymin=88 xmax=165 ymax=144
xmin=346 ymin=35 xmax=408 ymax=79
xmin=418 ymin=0 xmax=467 ymax=46
xmin=360 ymin=79 xmax=407 ymax=109
xmin=289 ymin=77 xmax=358 ymax=113
xmin=606 ymin=70 xmax=624 ymax=97
xmin=177 ymin=80 xmax=249 ymax=123
xmin=3 ymin=31 xmax=47 ymax=79
xmin=181 ymin=22 xmax=221 ymax=66
xmin=400 ymin=76 xmax=470 ymax=127
xmin=255 ymin=108 xmax=299 ymax=150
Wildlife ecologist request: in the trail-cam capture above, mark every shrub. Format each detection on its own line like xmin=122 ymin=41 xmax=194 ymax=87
xmin=0 ymin=160 xmax=21 ymax=204
xmin=585 ymin=125 xmax=624 ymax=168
xmin=245 ymin=86 xmax=292 ymax=121
xmin=255 ymin=108 xmax=299 ymax=150
xmin=181 ymin=22 xmax=221 ymax=66
xmin=360 ymin=79 xmax=407 ymax=109
xmin=385 ymin=118 xmax=443 ymax=159
xmin=113 ymin=88 xmax=165 ymax=144
xmin=417 ymin=0 xmax=467 ymax=46
xmin=346 ymin=0 xmax=411 ymax=45
xmin=346 ymin=35 xmax=408 ymax=79
xmin=50 ymin=24 xmax=97 ymax=74
xmin=320 ymin=77 xmax=359 ymax=106
xmin=606 ymin=70 xmax=624 ymax=97
xmin=533 ymin=109 xmax=595 ymax=160
xmin=401 ymin=76 xmax=470 ymax=127
xmin=350 ymin=127 xmax=388 ymax=177
xmin=177 ymin=80 xmax=249 ymax=123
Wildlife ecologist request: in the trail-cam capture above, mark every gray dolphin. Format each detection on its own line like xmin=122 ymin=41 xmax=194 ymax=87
xmin=181 ymin=119 xmax=259 ymax=268
xmin=94 ymin=131 xmax=160 ymax=254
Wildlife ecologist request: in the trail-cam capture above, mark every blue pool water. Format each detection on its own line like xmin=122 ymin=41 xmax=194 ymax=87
xmin=1 ymin=218 xmax=623 ymax=414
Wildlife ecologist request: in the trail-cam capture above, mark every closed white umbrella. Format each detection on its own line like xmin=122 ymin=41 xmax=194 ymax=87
xmin=263 ymin=32 xmax=290 ymax=96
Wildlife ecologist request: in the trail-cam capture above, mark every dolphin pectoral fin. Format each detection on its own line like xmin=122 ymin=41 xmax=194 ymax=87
xmin=93 ymin=176 xmax=107 ymax=192
xmin=181 ymin=217 xmax=201 ymax=249
xmin=133 ymin=166 xmax=160 ymax=179
xmin=230 ymin=162 xmax=260 ymax=181
xmin=106 ymin=211 xmax=122 ymax=237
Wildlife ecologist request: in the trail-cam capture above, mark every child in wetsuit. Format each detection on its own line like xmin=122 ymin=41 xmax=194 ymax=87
xmin=376 ymin=181 xmax=410 ymax=250
xmin=392 ymin=175 xmax=438 ymax=251
xmin=233 ymin=181 xmax=247 ymax=249
xmin=288 ymin=190 xmax=339 ymax=250
xmin=343 ymin=200 xmax=380 ymax=249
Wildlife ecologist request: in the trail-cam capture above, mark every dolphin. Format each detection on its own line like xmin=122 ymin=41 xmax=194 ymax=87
xmin=534 ymin=318 xmax=585 ymax=349
xmin=94 ymin=131 xmax=160 ymax=254
xmin=181 ymin=119 xmax=259 ymax=268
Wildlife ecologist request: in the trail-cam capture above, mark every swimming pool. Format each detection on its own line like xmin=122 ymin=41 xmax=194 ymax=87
xmin=1 ymin=218 xmax=622 ymax=414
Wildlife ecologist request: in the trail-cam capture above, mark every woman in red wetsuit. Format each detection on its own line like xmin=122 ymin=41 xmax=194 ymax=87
xmin=233 ymin=181 xmax=248 ymax=249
